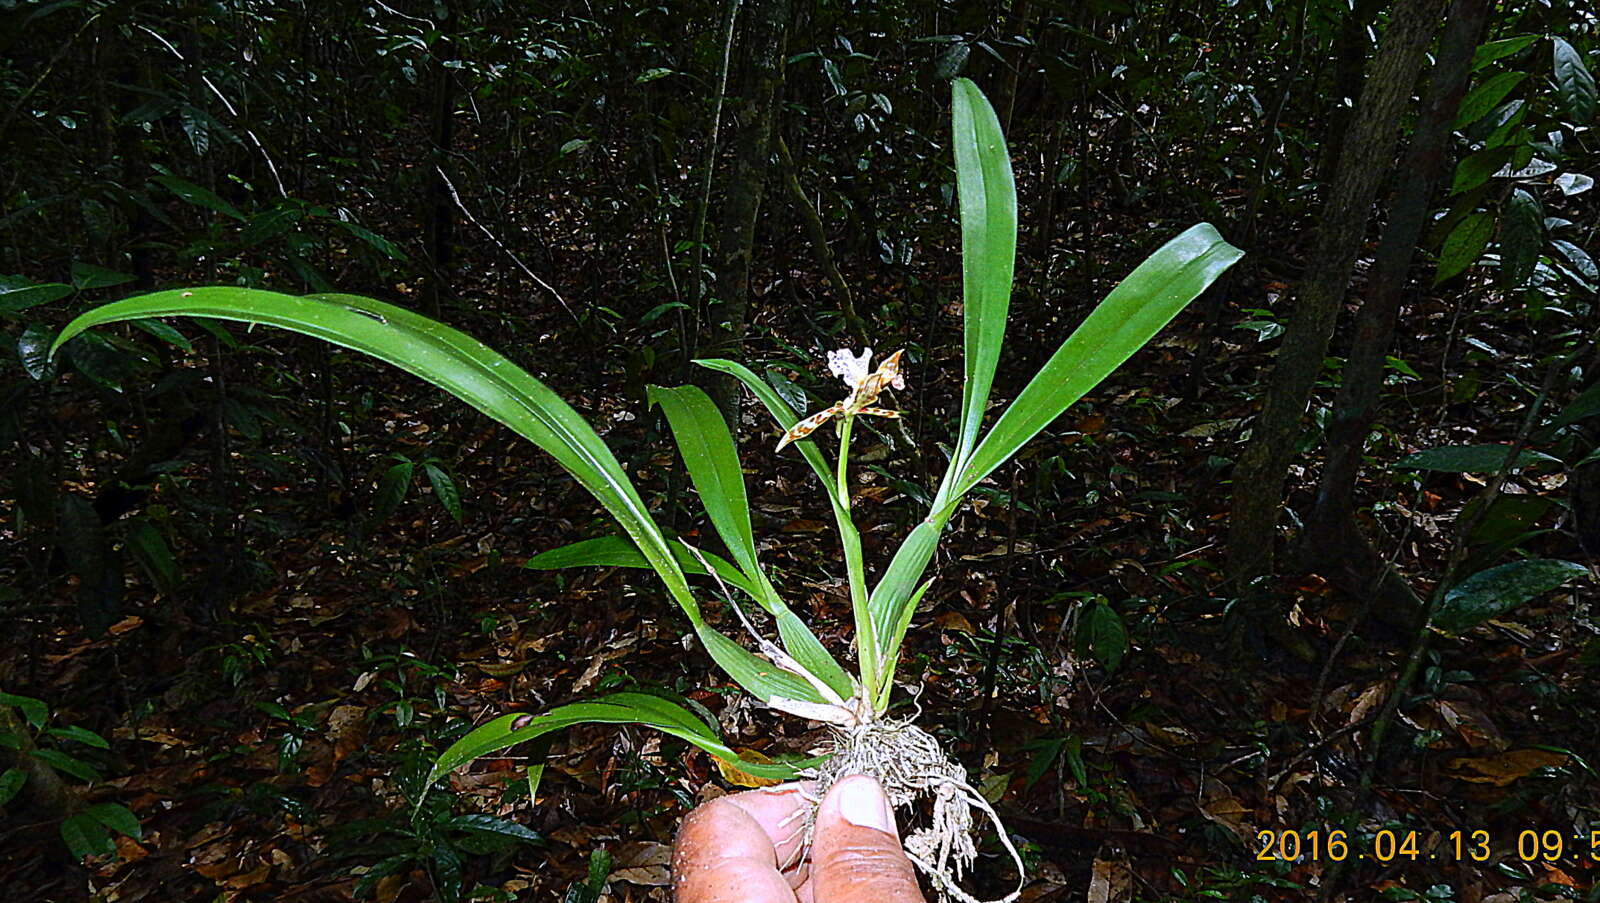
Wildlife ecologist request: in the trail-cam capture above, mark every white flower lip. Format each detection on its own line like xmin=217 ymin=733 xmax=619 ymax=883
xmin=828 ymin=347 xmax=873 ymax=388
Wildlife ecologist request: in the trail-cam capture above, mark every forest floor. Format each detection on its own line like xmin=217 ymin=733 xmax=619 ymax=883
xmin=3 ymin=184 xmax=1597 ymax=903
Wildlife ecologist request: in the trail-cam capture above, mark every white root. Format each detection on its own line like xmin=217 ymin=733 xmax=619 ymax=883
xmin=801 ymin=719 xmax=1024 ymax=903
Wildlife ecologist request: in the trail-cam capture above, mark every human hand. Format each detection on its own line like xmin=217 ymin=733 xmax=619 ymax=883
xmin=671 ymin=774 xmax=927 ymax=903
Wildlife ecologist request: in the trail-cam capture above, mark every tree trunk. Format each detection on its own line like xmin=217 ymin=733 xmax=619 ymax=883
xmin=422 ymin=39 xmax=456 ymax=318
xmin=710 ymin=0 xmax=789 ymax=402
xmin=1226 ymin=0 xmax=1447 ymax=587
xmin=1304 ymin=0 xmax=1492 ymax=615
xmin=1316 ymin=0 xmax=1383 ymax=183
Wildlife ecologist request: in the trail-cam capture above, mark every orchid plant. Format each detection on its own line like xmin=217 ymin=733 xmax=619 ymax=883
xmin=48 ymin=80 xmax=1241 ymax=899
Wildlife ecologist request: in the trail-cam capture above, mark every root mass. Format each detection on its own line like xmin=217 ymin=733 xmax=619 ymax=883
xmin=803 ymin=718 xmax=1023 ymax=903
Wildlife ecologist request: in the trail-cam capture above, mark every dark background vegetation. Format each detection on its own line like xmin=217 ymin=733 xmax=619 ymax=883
xmin=2 ymin=0 xmax=1598 ymax=901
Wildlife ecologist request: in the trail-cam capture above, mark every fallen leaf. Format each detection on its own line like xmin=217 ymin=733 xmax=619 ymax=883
xmin=1086 ymin=856 xmax=1130 ymax=903
xmin=327 ymin=704 xmax=368 ymax=763
xmin=610 ymin=840 xmax=672 ymax=886
xmin=476 ymin=659 xmax=531 ymax=677
xmin=715 ymin=748 xmax=783 ymax=789
xmin=1198 ymin=778 xmax=1253 ymax=842
xmin=1537 ymin=865 xmax=1578 ymax=888
xmin=1445 ymin=749 xmax=1568 ymax=786
xmin=114 ymin=835 xmax=149 ymax=862
xmin=932 ymin=611 xmax=975 ymax=634
xmin=1347 ymin=681 xmax=1390 ymax=726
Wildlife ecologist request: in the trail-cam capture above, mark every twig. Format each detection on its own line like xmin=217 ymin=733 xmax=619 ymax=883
xmin=979 ymin=466 xmax=1022 ymax=729
xmin=135 ymin=25 xmax=287 ymax=198
xmin=434 ymin=165 xmax=577 ymax=324
xmin=1354 ymin=358 xmax=1559 ymax=819
xmin=1310 ymin=513 xmax=1415 ymax=731
xmin=685 ymin=0 xmax=742 ymax=366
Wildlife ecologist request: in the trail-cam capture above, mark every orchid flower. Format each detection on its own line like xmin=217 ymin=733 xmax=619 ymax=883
xmin=776 ymin=348 xmax=906 ymax=451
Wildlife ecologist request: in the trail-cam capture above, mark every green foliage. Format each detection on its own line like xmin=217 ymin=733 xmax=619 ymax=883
xmin=329 ymin=773 xmax=542 ymax=903
xmin=562 ymin=849 xmax=613 ymax=903
xmin=1432 ymin=559 xmax=1587 ymax=634
xmin=49 ymin=80 xmax=1240 ymax=805
xmin=425 ymin=692 xmax=808 ymax=789
xmin=1397 ymin=444 xmax=1562 ymax=473
xmin=367 ymin=453 xmax=465 ymax=527
xmin=1551 ymin=37 xmax=1597 ymax=124
xmin=949 ymin=77 xmax=1017 ymax=481
xmin=1077 ymin=599 xmax=1130 ymax=675
xmin=0 ymin=692 xmax=142 ymax=860
xmin=1436 ymin=32 xmax=1596 ymax=300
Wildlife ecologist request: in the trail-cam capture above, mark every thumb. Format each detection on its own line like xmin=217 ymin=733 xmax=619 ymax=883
xmin=810 ymin=775 xmax=925 ymax=903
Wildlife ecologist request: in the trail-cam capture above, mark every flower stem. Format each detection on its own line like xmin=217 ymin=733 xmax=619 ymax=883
xmin=836 ymin=414 xmax=855 ymax=511
xmin=834 ymin=414 xmax=877 ymax=707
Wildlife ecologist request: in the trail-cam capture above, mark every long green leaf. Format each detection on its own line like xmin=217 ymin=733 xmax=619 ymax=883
xmin=873 ymin=578 xmax=932 ymax=709
xmin=866 ymin=518 xmax=945 ymax=667
xmin=152 ymin=173 xmax=245 ymax=222
xmin=948 ymin=77 xmax=1017 ymax=490
xmin=694 ymin=358 xmax=862 ymax=697
xmin=1499 ymin=187 xmax=1544 ymax=289
xmin=0 ymin=768 xmax=24 ymax=807
xmin=1472 ymin=35 xmax=1538 ymax=72
xmin=82 ymin=803 xmax=142 ymax=840
xmin=865 ymin=224 xmax=1239 ymax=693
xmin=525 ymin=534 xmax=762 ymax=600
xmin=1436 ymin=211 xmax=1494 ymax=283
xmin=52 ymin=289 xmax=692 ymax=607
xmin=425 ymin=692 xmax=807 ymax=789
xmin=695 ymin=358 xmax=836 ymax=498
xmin=954 ymin=224 xmax=1243 ymax=496
xmin=648 ymin=384 xmax=851 ymax=697
xmin=50 ymin=288 xmax=821 ymax=707
xmin=1396 ymin=444 xmax=1560 ymax=473
xmin=648 ymin=385 xmax=761 ymax=576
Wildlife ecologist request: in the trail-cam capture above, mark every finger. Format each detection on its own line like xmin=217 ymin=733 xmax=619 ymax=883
xmin=673 ymin=788 xmax=806 ymax=903
xmin=809 ymin=775 xmax=925 ymax=903
xmin=718 ymin=782 xmax=814 ymax=870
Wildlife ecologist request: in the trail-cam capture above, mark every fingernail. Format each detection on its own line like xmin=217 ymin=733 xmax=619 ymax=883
xmin=836 ymin=776 xmax=895 ymax=833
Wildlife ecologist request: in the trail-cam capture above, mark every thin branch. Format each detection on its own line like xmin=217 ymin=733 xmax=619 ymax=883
xmin=135 ymin=24 xmax=287 ymax=198
xmin=686 ymin=0 xmax=743 ymax=359
xmin=435 ymin=165 xmax=578 ymax=324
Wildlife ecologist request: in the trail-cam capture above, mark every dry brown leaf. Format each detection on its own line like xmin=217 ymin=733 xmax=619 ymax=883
xmin=1143 ymin=723 xmax=1201 ymax=747
xmin=1537 ymin=865 xmax=1579 ymax=888
xmin=932 ymin=611 xmax=975 ymax=634
xmin=108 ymin=616 xmax=146 ymax=636
xmin=375 ymin=871 xmax=409 ymax=903
xmin=550 ymin=824 xmax=617 ymax=847
xmin=327 ymin=704 xmax=368 ymax=763
xmin=476 ymin=659 xmax=531 ymax=677
xmin=715 ymin=748 xmax=783 ymax=788
xmin=1198 ymin=778 xmax=1253 ymax=842
xmin=1086 ymin=856 xmax=1129 ymax=903
xmin=1445 ymin=749 xmax=1568 ymax=786
xmin=570 ymin=645 xmax=631 ymax=694
xmin=1347 ymin=681 xmax=1390 ymax=726
xmin=610 ymin=841 xmax=673 ymax=886
xmin=1429 ymin=697 xmax=1504 ymax=750
xmin=113 ymin=835 xmax=149 ymax=862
